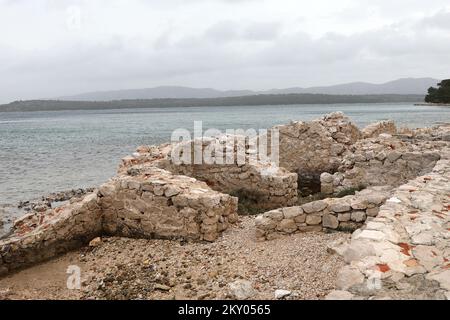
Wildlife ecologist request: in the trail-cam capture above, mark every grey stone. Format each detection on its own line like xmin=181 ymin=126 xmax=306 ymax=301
xmin=351 ymin=211 xmax=366 ymax=223
xmin=274 ymin=289 xmax=292 ymax=299
xmin=320 ymin=172 xmax=334 ymax=184
xmin=338 ymin=213 xmax=351 ymax=222
xmin=387 ymin=151 xmax=402 ymax=162
xmin=350 ymin=198 xmax=368 ymax=210
xmin=164 ymin=186 xmax=181 ymax=197
xmin=306 ymin=214 xmax=322 ymax=225
xmin=294 ymin=214 xmax=306 ymax=224
xmin=323 ymin=214 xmax=339 ymax=229
xmin=276 ymin=219 xmax=297 ymax=233
xmin=302 ymin=200 xmax=328 ymax=214
xmin=329 ymin=201 xmax=351 ymax=213
xmin=336 ymin=266 xmax=365 ymax=290
xmin=366 ymin=207 xmax=379 ymax=217
xmin=282 ymin=207 xmax=303 ymax=219
xmin=255 ymin=216 xmax=277 ymax=231
xmin=228 ymin=280 xmax=256 ymax=300
xmin=264 ymin=210 xmax=284 ymax=221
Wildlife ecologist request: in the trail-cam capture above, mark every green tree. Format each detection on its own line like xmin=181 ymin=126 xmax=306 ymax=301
xmin=425 ymin=79 xmax=450 ymax=103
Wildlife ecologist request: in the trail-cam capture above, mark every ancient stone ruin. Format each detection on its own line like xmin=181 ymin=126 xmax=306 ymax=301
xmin=320 ymin=134 xmax=442 ymax=196
xmin=274 ymin=112 xmax=361 ymax=194
xmin=1 ymin=112 xmax=449 ymax=300
xmin=255 ymin=186 xmax=391 ymax=240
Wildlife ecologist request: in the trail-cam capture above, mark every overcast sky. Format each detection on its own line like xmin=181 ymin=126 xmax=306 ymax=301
xmin=0 ymin=0 xmax=449 ymax=103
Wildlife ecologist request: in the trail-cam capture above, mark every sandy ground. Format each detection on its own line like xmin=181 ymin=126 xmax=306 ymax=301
xmin=0 ymin=217 xmax=348 ymax=300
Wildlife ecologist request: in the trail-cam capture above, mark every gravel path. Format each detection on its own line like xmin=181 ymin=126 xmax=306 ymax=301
xmin=0 ymin=217 xmax=347 ymax=300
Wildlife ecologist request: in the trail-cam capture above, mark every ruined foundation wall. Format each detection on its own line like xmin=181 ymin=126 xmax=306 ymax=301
xmin=271 ymin=112 xmax=361 ymax=194
xmin=0 ymin=167 xmax=239 ymax=275
xmin=0 ymin=193 xmax=103 ymax=276
xmin=321 ymin=136 xmax=442 ymax=196
xmin=99 ymin=167 xmax=239 ymax=242
xmin=255 ymin=187 xmax=391 ymax=241
xmin=161 ymin=163 xmax=297 ymax=211
xmin=121 ymin=137 xmax=298 ymax=210
xmin=328 ymin=157 xmax=450 ymax=300
xmin=274 ymin=112 xmax=361 ymax=174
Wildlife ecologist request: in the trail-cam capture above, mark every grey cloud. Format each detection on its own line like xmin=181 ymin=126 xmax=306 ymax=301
xmin=0 ymin=1 xmax=449 ymax=103
xmin=242 ymin=22 xmax=280 ymax=41
xmin=418 ymin=10 xmax=450 ymax=30
xmin=205 ymin=21 xmax=239 ymax=42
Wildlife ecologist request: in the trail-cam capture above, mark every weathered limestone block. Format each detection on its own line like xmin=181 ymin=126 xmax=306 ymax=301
xmin=351 ymin=211 xmax=366 ymax=223
xmin=328 ymin=199 xmax=351 ymax=213
xmin=323 ymin=214 xmax=339 ymax=229
xmin=282 ymin=206 xmax=303 ymax=219
xmin=306 ymin=214 xmax=322 ymax=225
xmin=276 ymin=219 xmax=298 ymax=233
xmin=302 ymin=200 xmax=328 ymax=214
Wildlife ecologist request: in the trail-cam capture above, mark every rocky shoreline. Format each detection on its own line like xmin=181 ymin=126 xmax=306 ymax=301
xmin=0 ymin=112 xmax=449 ymax=300
xmin=0 ymin=188 xmax=95 ymax=240
xmin=17 ymin=188 xmax=95 ymax=213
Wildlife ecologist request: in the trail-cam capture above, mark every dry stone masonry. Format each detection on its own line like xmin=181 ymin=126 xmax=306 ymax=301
xmin=327 ymin=154 xmax=450 ymax=300
xmin=159 ymin=136 xmax=298 ymax=210
xmin=0 ymin=167 xmax=238 ymax=275
xmin=121 ymin=136 xmax=298 ymax=211
xmin=255 ymin=186 xmax=391 ymax=241
xmin=272 ymin=112 xmax=361 ymax=194
xmin=99 ymin=166 xmax=238 ymax=242
xmin=321 ymin=134 xmax=443 ymax=196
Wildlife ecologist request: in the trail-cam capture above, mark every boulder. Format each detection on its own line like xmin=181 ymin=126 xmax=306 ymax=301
xmin=228 ymin=280 xmax=256 ymax=300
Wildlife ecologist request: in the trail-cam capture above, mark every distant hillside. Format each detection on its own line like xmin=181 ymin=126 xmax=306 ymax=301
xmin=0 ymin=94 xmax=425 ymax=112
xmin=59 ymin=86 xmax=254 ymax=101
xmin=57 ymin=78 xmax=438 ymax=101
xmin=266 ymin=78 xmax=440 ymax=95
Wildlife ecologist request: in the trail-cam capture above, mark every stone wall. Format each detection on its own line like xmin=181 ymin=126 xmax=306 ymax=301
xmin=0 ymin=167 xmax=239 ymax=275
xmin=274 ymin=112 xmax=361 ymax=172
xmin=320 ymin=135 xmax=441 ymax=195
xmin=361 ymin=120 xmax=397 ymax=139
xmin=100 ymin=166 xmax=238 ymax=242
xmin=327 ymin=157 xmax=450 ymax=300
xmin=397 ymin=123 xmax=450 ymax=142
xmin=271 ymin=112 xmax=361 ymax=194
xmin=121 ymin=136 xmax=298 ymax=210
xmin=255 ymin=187 xmax=391 ymax=241
xmin=0 ymin=193 xmax=102 ymax=276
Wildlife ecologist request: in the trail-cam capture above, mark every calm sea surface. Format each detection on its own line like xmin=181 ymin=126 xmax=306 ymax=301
xmin=0 ymin=103 xmax=449 ymax=231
